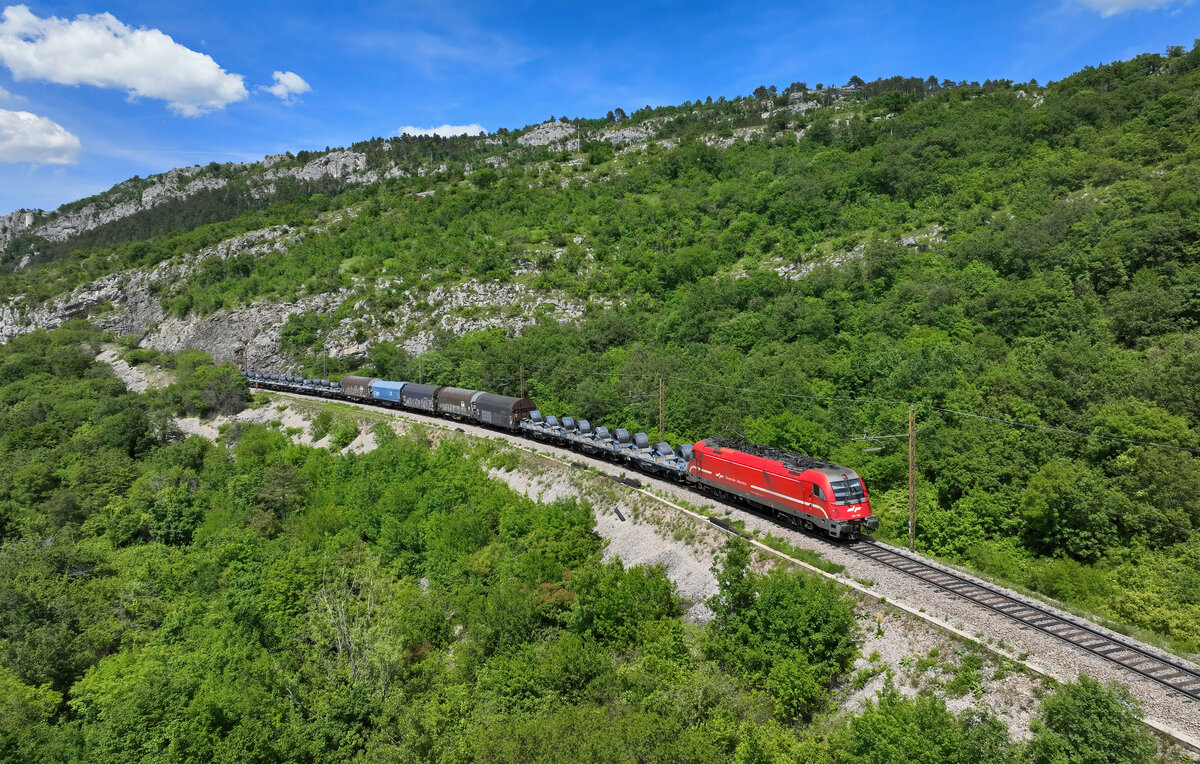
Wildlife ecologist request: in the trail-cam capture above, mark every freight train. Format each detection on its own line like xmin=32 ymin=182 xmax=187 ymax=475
xmin=244 ymin=371 xmax=878 ymax=539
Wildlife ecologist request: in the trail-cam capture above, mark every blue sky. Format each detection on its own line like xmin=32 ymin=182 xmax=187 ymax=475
xmin=0 ymin=0 xmax=1196 ymax=214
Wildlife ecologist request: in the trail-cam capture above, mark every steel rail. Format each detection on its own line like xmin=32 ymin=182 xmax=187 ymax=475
xmin=844 ymin=538 xmax=1200 ymax=700
xmin=251 ymin=379 xmax=1200 ymax=701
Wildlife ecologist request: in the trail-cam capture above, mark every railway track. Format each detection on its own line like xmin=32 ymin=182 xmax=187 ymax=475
xmin=845 ymin=538 xmax=1200 ymax=701
xmin=266 ymin=385 xmax=1200 ymax=706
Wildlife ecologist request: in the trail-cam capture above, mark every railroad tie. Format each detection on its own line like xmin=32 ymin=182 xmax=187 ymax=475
xmin=1151 ymin=669 xmax=1187 ymax=680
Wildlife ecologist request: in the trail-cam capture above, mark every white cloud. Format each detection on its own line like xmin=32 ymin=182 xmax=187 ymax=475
xmin=0 ymin=4 xmax=247 ymax=115
xmin=0 ymin=108 xmax=79 ymax=164
xmin=1077 ymin=0 xmax=1190 ymax=15
xmin=396 ymin=123 xmax=486 ymax=138
xmin=263 ymin=70 xmax=310 ymax=103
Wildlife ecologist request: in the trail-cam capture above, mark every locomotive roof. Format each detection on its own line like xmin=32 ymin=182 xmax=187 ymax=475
xmin=704 ymin=437 xmax=839 ymax=472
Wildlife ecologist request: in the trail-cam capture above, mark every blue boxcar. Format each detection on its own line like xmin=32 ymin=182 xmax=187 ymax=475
xmin=370 ymin=379 xmax=407 ymax=403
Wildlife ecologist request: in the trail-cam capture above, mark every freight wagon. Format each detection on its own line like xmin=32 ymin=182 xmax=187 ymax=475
xmin=243 ymin=369 xmax=877 ymax=539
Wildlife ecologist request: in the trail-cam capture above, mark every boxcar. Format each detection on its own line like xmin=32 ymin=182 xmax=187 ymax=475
xmin=474 ymin=393 xmax=536 ymax=429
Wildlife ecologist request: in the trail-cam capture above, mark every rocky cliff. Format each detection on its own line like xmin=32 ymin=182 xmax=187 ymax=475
xmin=0 ymin=216 xmax=595 ymax=370
xmin=0 ymin=87 xmax=862 ymax=367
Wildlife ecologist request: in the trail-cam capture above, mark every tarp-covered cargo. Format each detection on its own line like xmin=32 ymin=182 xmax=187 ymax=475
xmin=370 ymin=379 xmax=406 ymax=403
xmin=341 ymin=375 xmax=377 ymax=400
xmin=436 ymin=387 xmax=482 ymax=418
xmin=475 ymin=393 xmax=536 ymax=429
xmin=400 ymin=383 xmax=442 ymax=412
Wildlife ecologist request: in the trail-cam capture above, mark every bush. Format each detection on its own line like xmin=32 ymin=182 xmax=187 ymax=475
xmin=309 ymin=410 xmax=333 ymax=440
xmin=1027 ymin=676 xmax=1155 ymax=764
xmin=331 ymin=421 xmax=360 ymax=450
xmin=175 ymin=363 xmax=249 ymax=417
xmin=829 ymin=681 xmax=1016 ymax=763
xmin=123 ymin=348 xmax=162 ymax=366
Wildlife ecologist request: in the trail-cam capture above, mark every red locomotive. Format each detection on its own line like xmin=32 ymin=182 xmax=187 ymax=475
xmin=689 ymin=438 xmax=877 ymax=539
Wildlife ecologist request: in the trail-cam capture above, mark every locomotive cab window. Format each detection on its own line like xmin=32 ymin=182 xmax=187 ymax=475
xmin=811 ymin=484 xmax=825 ymax=500
xmin=830 ymin=478 xmax=865 ymax=504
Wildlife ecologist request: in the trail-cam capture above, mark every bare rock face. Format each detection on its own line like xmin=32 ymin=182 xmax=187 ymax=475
xmin=0 ymin=216 xmax=595 ymax=373
xmin=321 ymin=278 xmax=596 ymax=359
xmin=137 ymin=292 xmax=348 ymax=370
xmin=262 ymin=150 xmax=369 ymax=184
xmin=0 ymin=225 xmax=312 ymax=370
xmin=518 ymin=121 xmax=577 ymax=147
xmin=601 ymin=125 xmax=655 ymax=146
xmin=3 ymin=151 xmax=379 ymax=253
xmin=0 ymin=209 xmax=38 ymax=247
xmin=31 ymin=167 xmax=230 ymax=245
xmin=701 ymin=126 xmax=765 ymax=149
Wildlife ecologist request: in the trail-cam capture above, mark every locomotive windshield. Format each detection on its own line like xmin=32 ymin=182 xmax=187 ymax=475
xmin=830 ymin=477 xmax=866 ymax=504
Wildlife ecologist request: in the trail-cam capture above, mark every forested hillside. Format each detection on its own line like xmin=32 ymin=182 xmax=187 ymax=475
xmin=4 ymin=44 xmax=1200 ymax=650
xmin=0 ymin=324 xmax=1164 ymax=761
xmin=1 ymin=39 xmax=1199 ymax=757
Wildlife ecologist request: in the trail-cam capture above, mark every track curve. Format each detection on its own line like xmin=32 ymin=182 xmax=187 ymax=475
xmin=258 ymin=382 xmax=1200 ymax=707
xmin=845 ymin=538 xmax=1200 ymax=701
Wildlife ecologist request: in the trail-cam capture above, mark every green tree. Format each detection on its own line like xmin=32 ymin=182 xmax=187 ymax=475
xmin=147 ymin=485 xmax=201 ymax=546
xmin=1027 ymin=676 xmax=1155 ymax=764
xmin=829 ymin=681 xmax=1016 ymax=764
xmin=1021 ymin=461 xmax=1123 ymax=563
xmin=257 ymin=461 xmax=305 ymax=517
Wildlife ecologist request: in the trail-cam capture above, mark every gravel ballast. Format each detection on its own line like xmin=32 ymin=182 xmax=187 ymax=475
xmin=90 ymin=357 xmax=1200 ymax=752
xmin=270 ymin=392 xmax=1199 ymax=750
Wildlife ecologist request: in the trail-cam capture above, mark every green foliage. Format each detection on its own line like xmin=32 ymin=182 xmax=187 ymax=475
xmin=146 ymin=485 xmax=202 ymax=546
xmin=5 ymin=43 xmax=1200 ymax=757
xmin=309 ymin=409 xmax=333 ymax=440
xmin=330 ymin=420 xmax=360 ymax=449
xmin=827 ymin=680 xmax=1017 ymax=764
xmin=0 ymin=325 xmax=1171 ymax=760
xmin=1027 ymin=676 xmax=1156 ymax=764
xmin=704 ymin=538 xmax=858 ymax=720
xmin=153 ymin=351 xmax=249 ymax=418
xmin=0 ymin=663 xmax=62 ymax=761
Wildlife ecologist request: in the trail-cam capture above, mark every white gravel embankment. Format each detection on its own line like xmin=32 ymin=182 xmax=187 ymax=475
xmin=96 ymin=347 xmax=170 ymax=392
xmin=91 ymin=354 xmax=1200 ymax=751
xmin=265 ymin=391 xmax=1200 ymax=751
xmin=487 ymin=464 xmax=720 ymax=623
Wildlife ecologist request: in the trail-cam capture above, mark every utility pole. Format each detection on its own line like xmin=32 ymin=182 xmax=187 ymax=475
xmin=520 ymin=363 xmax=526 ymax=399
xmin=908 ymin=404 xmax=916 ymax=552
xmin=418 ymin=357 xmax=423 ymax=384
xmin=658 ymin=376 xmax=665 ymax=442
